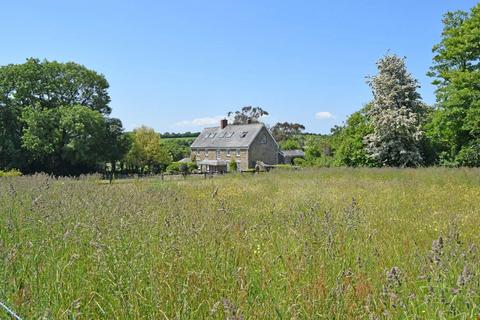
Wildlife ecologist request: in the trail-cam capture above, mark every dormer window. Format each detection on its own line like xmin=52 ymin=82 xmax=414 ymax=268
xmin=240 ymin=131 xmax=248 ymax=138
xmin=226 ymin=132 xmax=234 ymax=138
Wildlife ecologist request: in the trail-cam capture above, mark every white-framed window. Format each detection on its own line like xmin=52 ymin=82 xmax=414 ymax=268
xmin=236 ymin=149 xmax=241 ymax=157
xmin=226 ymin=149 xmax=231 ymax=157
xmin=260 ymin=134 xmax=267 ymax=144
xmin=205 ymin=149 xmax=209 ymax=156
xmin=216 ymin=149 xmax=221 ymax=159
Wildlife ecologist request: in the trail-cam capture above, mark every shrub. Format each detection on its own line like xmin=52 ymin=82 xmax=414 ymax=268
xmin=455 ymin=143 xmax=480 ymax=167
xmin=293 ymin=158 xmax=306 ymax=166
xmin=0 ymin=169 xmax=22 ymax=177
xmin=280 ymin=138 xmax=301 ymax=150
xmin=229 ymin=159 xmax=238 ymax=172
xmin=166 ymin=162 xmax=197 ymax=174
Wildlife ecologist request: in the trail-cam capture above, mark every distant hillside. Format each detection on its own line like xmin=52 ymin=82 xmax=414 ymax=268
xmin=160 ymin=132 xmax=200 ymax=139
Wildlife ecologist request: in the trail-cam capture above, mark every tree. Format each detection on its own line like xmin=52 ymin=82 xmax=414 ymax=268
xmin=0 ymin=58 xmax=116 ymax=173
xmin=159 ymin=138 xmax=194 ymax=161
xmin=101 ymin=118 xmax=131 ymax=173
xmin=21 ymin=105 xmax=119 ymax=175
xmin=304 ymin=135 xmax=335 ymax=160
xmin=228 ymin=106 xmax=268 ymax=124
xmin=271 ymin=122 xmax=305 ymax=142
xmin=335 ymin=104 xmax=376 ymax=167
xmin=365 ymin=54 xmax=428 ymax=167
xmin=427 ymin=4 xmax=480 ymax=166
xmin=125 ymin=126 xmax=172 ymax=173
xmin=280 ymin=138 xmax=302 ymax=150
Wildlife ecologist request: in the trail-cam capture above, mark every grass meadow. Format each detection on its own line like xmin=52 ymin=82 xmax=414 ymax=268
xmin=1 ymin=168 xmax=479 ymax=319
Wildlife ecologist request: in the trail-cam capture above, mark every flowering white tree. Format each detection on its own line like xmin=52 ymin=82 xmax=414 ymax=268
xmin=365 ymin=54 xmax=426 ymax=167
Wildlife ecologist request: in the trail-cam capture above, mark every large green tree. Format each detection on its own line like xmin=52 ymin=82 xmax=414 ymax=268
xmin=125 ymin=126 xmax=172 ymax=173
xmin=0 ymin=58 xmax=126 ymax=174
xmin=22 ymin=105 xmax=107 ymax=174
xmin=335 ymin=104 xmax=375 ymax=167
xmin=427 ymin=4 xmax=480 ymax=166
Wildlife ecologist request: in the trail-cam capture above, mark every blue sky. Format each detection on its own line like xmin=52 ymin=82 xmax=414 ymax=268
xmin=1 ymin=1 xmax=478 ymax=133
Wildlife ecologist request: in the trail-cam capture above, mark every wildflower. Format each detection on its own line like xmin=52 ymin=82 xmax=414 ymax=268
xmin=386 ymin=266 xmax=402 ymax=287
xmin=222 ymin=299 xmax=243 ymax=320
xmin=457 ymin=266 xmax=472 ymax=287
xmin=430 ymin=236 xmax=443 ymax=265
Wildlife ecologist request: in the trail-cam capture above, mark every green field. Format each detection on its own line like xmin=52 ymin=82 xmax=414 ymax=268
xmin=1 ymin=168 xmax=479 ymax=319
xmin=161 ymin=137 xmax=196 ymax=143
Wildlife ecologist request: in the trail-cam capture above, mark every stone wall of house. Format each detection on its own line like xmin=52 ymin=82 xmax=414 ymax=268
xmin=248 ymin=127 xmax=279 ymax=168
xmin=191 ymin=148 xmax=249 ymax=171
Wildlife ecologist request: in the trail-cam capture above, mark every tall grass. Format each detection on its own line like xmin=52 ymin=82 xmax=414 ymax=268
xmin=1 ymin=168 xmax=479 ymax=319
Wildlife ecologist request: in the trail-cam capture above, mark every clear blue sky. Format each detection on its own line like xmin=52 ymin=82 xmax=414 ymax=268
xmin=1 ymin=1 xmax=478 ymax=133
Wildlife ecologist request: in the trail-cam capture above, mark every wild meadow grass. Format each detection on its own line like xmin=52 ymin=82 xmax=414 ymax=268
xmin=1 ymin=168 xmax=479 ymax=319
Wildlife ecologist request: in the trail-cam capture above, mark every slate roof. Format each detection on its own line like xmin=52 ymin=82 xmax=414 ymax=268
xmin=280 ymin=150 xmax=305 ymax=157
xmin=190 ymin=123 xmax=265 ymax=148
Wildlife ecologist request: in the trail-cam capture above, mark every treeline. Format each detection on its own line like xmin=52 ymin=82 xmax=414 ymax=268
xmin=0 ymin=59 xmax=129 ymax=175
xmin=275 ymin=4 xmax=480 ymax=168
xmin=0 ymin=59 xmax=193 ymax=176
xmin=0 ymin=4 xmax=478 ymax=175
xmin=160 ymin=132 xmax=200 ymax=138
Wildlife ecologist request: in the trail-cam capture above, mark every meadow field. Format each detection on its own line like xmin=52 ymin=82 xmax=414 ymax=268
xmin=1 ymin=168 xmax=479 ymax=319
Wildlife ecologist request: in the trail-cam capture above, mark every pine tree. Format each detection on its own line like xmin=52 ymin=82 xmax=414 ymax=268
xmin=365 ymin=54 xmax=427 ymax=167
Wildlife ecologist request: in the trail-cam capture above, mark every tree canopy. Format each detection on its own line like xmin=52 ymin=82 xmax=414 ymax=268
xmin=271 ymin=122 xmax=305 ymax=143
xmin=228 ymin=106 xmax=268 ymax=124
xmin=427 ymin=4 xmax=480 ymax=166
xmin=125 ymin=126 xmax=172 ymax=173
xmin=0 ymin=58 xmax=125 ymax=174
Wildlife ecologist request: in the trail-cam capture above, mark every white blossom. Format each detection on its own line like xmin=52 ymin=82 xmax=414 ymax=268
xmin=365 ymin=55 xmax=426 ymax=167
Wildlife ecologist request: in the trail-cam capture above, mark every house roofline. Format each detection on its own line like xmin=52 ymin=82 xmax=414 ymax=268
xmin=249 ymin=124 xmax=279 ymax=149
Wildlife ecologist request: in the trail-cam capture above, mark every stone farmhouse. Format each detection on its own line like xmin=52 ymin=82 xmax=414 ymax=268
xmin=190 ymin=119 xmax=279 ymax=172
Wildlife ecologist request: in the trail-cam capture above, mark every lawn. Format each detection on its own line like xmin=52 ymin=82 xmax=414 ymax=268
xmin=1 ymin=168 xmax=479 ymax=319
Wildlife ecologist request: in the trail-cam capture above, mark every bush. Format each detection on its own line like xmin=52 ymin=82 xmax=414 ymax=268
xmin=0 ymin=169 xmax=22 ymax=177
xmin=293 ymin=158 xmax=306 ymax=166
xmin=166 ymin=162 xmax=197 ymax=174
xmin=455 ymin=143 xmax=480 ymax=167
xmin=293 ymin=156 xmax=335 ymax=168
xmin=280 ymin=138 xmax=302 ymax=150
xmin=229 ymin=159 xmax=238 ymax=172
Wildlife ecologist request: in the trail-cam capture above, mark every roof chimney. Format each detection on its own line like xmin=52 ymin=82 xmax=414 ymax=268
xmin=220 ymin=119 xmax=228 ymax=129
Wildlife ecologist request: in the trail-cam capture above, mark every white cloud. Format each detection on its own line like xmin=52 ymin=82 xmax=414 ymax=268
xmin=315 ymin=111 xmax=335 ymax=120
xmin=174 ymin=115 xmax=225 ymax=127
